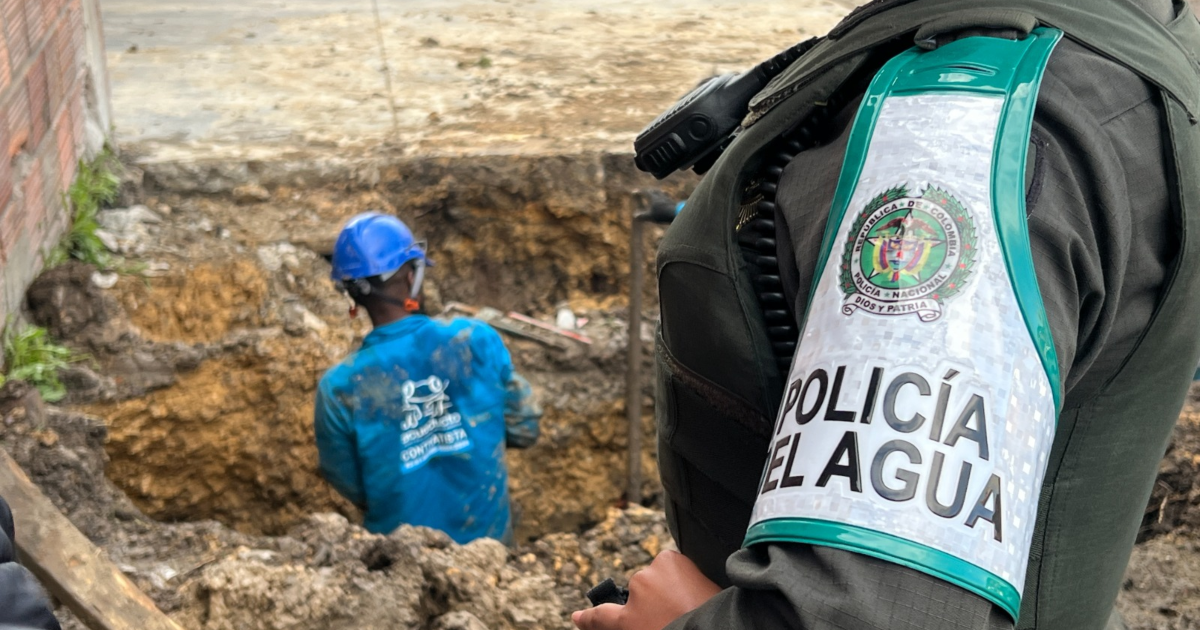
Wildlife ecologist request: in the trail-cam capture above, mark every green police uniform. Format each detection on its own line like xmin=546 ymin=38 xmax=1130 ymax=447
xmin=653 ymin=1 xmax=1200 ymax=628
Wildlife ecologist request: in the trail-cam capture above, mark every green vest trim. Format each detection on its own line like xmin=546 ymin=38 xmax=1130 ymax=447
xmin=745 ymin=518 xmax=1021 ymax=618
xmin=744 ymin=28 xmax=1062 ymax=620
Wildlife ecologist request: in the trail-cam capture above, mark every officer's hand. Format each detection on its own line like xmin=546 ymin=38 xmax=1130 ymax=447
xmin=572 ymin=550 xmax=722 ymax=630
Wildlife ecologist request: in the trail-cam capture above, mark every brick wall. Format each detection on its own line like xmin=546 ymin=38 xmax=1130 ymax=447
xmin=0 ymin=0 xmax=109 ymax=325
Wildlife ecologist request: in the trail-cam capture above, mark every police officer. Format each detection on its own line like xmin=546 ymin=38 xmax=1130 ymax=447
xmin=315 ymin=212 xmax=541 ymax=545
xmin=574 ymin=0 xmax=1200 ymax=629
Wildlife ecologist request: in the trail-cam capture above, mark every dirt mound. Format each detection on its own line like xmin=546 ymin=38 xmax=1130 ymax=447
xmin=156 ymin=504 xmax=669 ymax=630
xmin=174 ymin=516 xmax=562 ymax=630
xmin=0 ymin=383 xmax=664 ymax=629
xmin=0 ymin=380 xmax=130 ymax=543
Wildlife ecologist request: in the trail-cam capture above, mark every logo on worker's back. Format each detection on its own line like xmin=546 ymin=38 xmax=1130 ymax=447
xmin=399 ymin=376 xmax=470 ymax=473
xmin=840 ymin=184 xmax=977 ymax=322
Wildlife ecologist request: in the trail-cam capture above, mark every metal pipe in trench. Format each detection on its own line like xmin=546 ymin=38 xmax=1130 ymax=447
xmin=625 ymin=193 xmax=681 ymax=505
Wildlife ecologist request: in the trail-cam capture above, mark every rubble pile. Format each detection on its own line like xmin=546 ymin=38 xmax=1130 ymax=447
xmin=0 ymin=382 xmax=669 ymax=630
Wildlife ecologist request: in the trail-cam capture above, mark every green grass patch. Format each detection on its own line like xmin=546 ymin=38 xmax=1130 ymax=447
xmin=47 ymin=148 xmax=121 ymax=269
xmin=0 ymin=322 xmax=81 ymax=403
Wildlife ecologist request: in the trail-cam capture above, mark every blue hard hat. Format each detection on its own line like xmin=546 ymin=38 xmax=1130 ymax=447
xmin=330 ymin=212 xmax=428 ymax=281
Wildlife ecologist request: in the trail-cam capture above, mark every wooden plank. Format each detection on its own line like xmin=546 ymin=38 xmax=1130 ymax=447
xmin=444 ymin=303 xmax=569 ymax=349
xmin=0 ymin=449 xmax=184 ymax=630
xmin=504 ymin=311 xmax=593 ymax=345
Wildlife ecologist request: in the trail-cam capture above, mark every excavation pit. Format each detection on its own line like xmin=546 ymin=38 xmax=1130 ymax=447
xmin=33 ymin=153 xmax=693 ymax=542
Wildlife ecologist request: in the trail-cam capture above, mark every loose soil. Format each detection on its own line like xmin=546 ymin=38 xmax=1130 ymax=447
xmin=0 ymin=379 xmax=672 ymax=630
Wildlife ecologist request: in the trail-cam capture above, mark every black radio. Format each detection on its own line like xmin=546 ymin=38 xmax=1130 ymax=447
xmin=633 ymin=39 xmax=817 ymax=180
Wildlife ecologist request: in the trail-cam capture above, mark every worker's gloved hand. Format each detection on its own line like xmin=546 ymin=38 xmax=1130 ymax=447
xmin=572 ymin=550 xmax=721 ymax=630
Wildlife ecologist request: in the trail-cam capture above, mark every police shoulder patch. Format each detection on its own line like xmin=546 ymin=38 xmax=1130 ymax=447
xmin=744 ymin=28 xmax=1065 ymax=621
xmin=840 ymin=184 xmax=977 ymax=322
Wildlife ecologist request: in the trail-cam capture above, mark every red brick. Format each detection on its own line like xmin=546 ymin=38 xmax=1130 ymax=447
xmin=54 ymin=108 xmax=73 ymax=190
xmin=64 ymin=1 xmax=81 ymax=35
xmin=2 ymin=0 xmax=29 ymax=72
xmin=0 ymin=121 xmax=11 ymax=210
xmin=25 ymin=53 xmax=48 ymax=150
xmin=0 ymin=168 xmax=11 ymax=216
xmin=53 ymin=25 xmax=75 ymax=88
xmin=43 ymin=30 xmax=62 ymax=114
xmin=68 ymin=4 xmax=83 ymax=53
xmin=67 ymin=81 xmax=81 ymax=141
xmin=23 ymin=0 xmax=48 ymax=50
xmin=0 ymin=205 xmax=13 ymax=263
xmin=0 ymin=34 xmax=10 ymax=99
xmin=0 ymin=194 xmax=24 ymax=255
xmin=20 ymin=159 xmax=44 ymax=230
xmin=5 ymin=84 xmax=30 ymax=158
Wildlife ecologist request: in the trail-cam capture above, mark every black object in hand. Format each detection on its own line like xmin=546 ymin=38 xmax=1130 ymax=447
xmin=586 ymin=577 xmax=629 ymax=606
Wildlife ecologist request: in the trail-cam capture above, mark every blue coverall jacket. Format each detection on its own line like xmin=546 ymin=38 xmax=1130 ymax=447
xmin=314 ymin=315 xmax=541 ymax=544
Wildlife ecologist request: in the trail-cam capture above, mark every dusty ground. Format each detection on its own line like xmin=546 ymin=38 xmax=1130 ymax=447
xmin=102 ymin=0 xmax=860 ymax=163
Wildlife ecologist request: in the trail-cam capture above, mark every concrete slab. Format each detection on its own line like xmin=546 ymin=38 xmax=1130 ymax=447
xmin=101 ymin=0 xmax=861 ymax=163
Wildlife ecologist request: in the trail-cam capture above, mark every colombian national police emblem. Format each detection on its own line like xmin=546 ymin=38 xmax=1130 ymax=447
xmin=840 ymin=184 xmax=977 ymax=322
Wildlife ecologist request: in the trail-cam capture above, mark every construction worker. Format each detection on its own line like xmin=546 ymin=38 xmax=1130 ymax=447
xmin=0 ymin=495 xmax=61 ymax=630
xmin=314 ymin=212 xmax=541 ymax=545
xmin=575 ymin=0 xmax=1200 ymax=629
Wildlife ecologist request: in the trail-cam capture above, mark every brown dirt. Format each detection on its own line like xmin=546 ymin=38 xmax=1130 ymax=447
xmin=35 ymin=153 xmax=682 ymax=541
xmin=0 ymin=381 xmax=668 ymax=630
xmin=89 ymin=345 xmax=354 ymax=535
xmin=117 ymin=260 xmax=271 ymax=344
xmin=140 ymin=154 xmax=696 ymax=313
xmin=1120 ymin=533 xmax=1200 ymax=630
xmin=509 ymin=400 xmax=659 ymax=540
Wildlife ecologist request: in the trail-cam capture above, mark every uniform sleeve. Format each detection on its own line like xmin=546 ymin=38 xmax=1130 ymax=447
xmin=469 ymin=322 xmax=543 ymax=449
xmin=504 ymin=372 xmax=542 ymax=449
xmin=0 ymin=495 xmax=62 ymax=630
xmin=665 ymin=37 xmax=1157 ymax=630
xmin=313 ymin=378 xmax=366 ymax=509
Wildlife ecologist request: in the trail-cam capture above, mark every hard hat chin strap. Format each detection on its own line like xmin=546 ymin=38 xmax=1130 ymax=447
xmin=409 ymin=261 xmax=425 ymax=302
